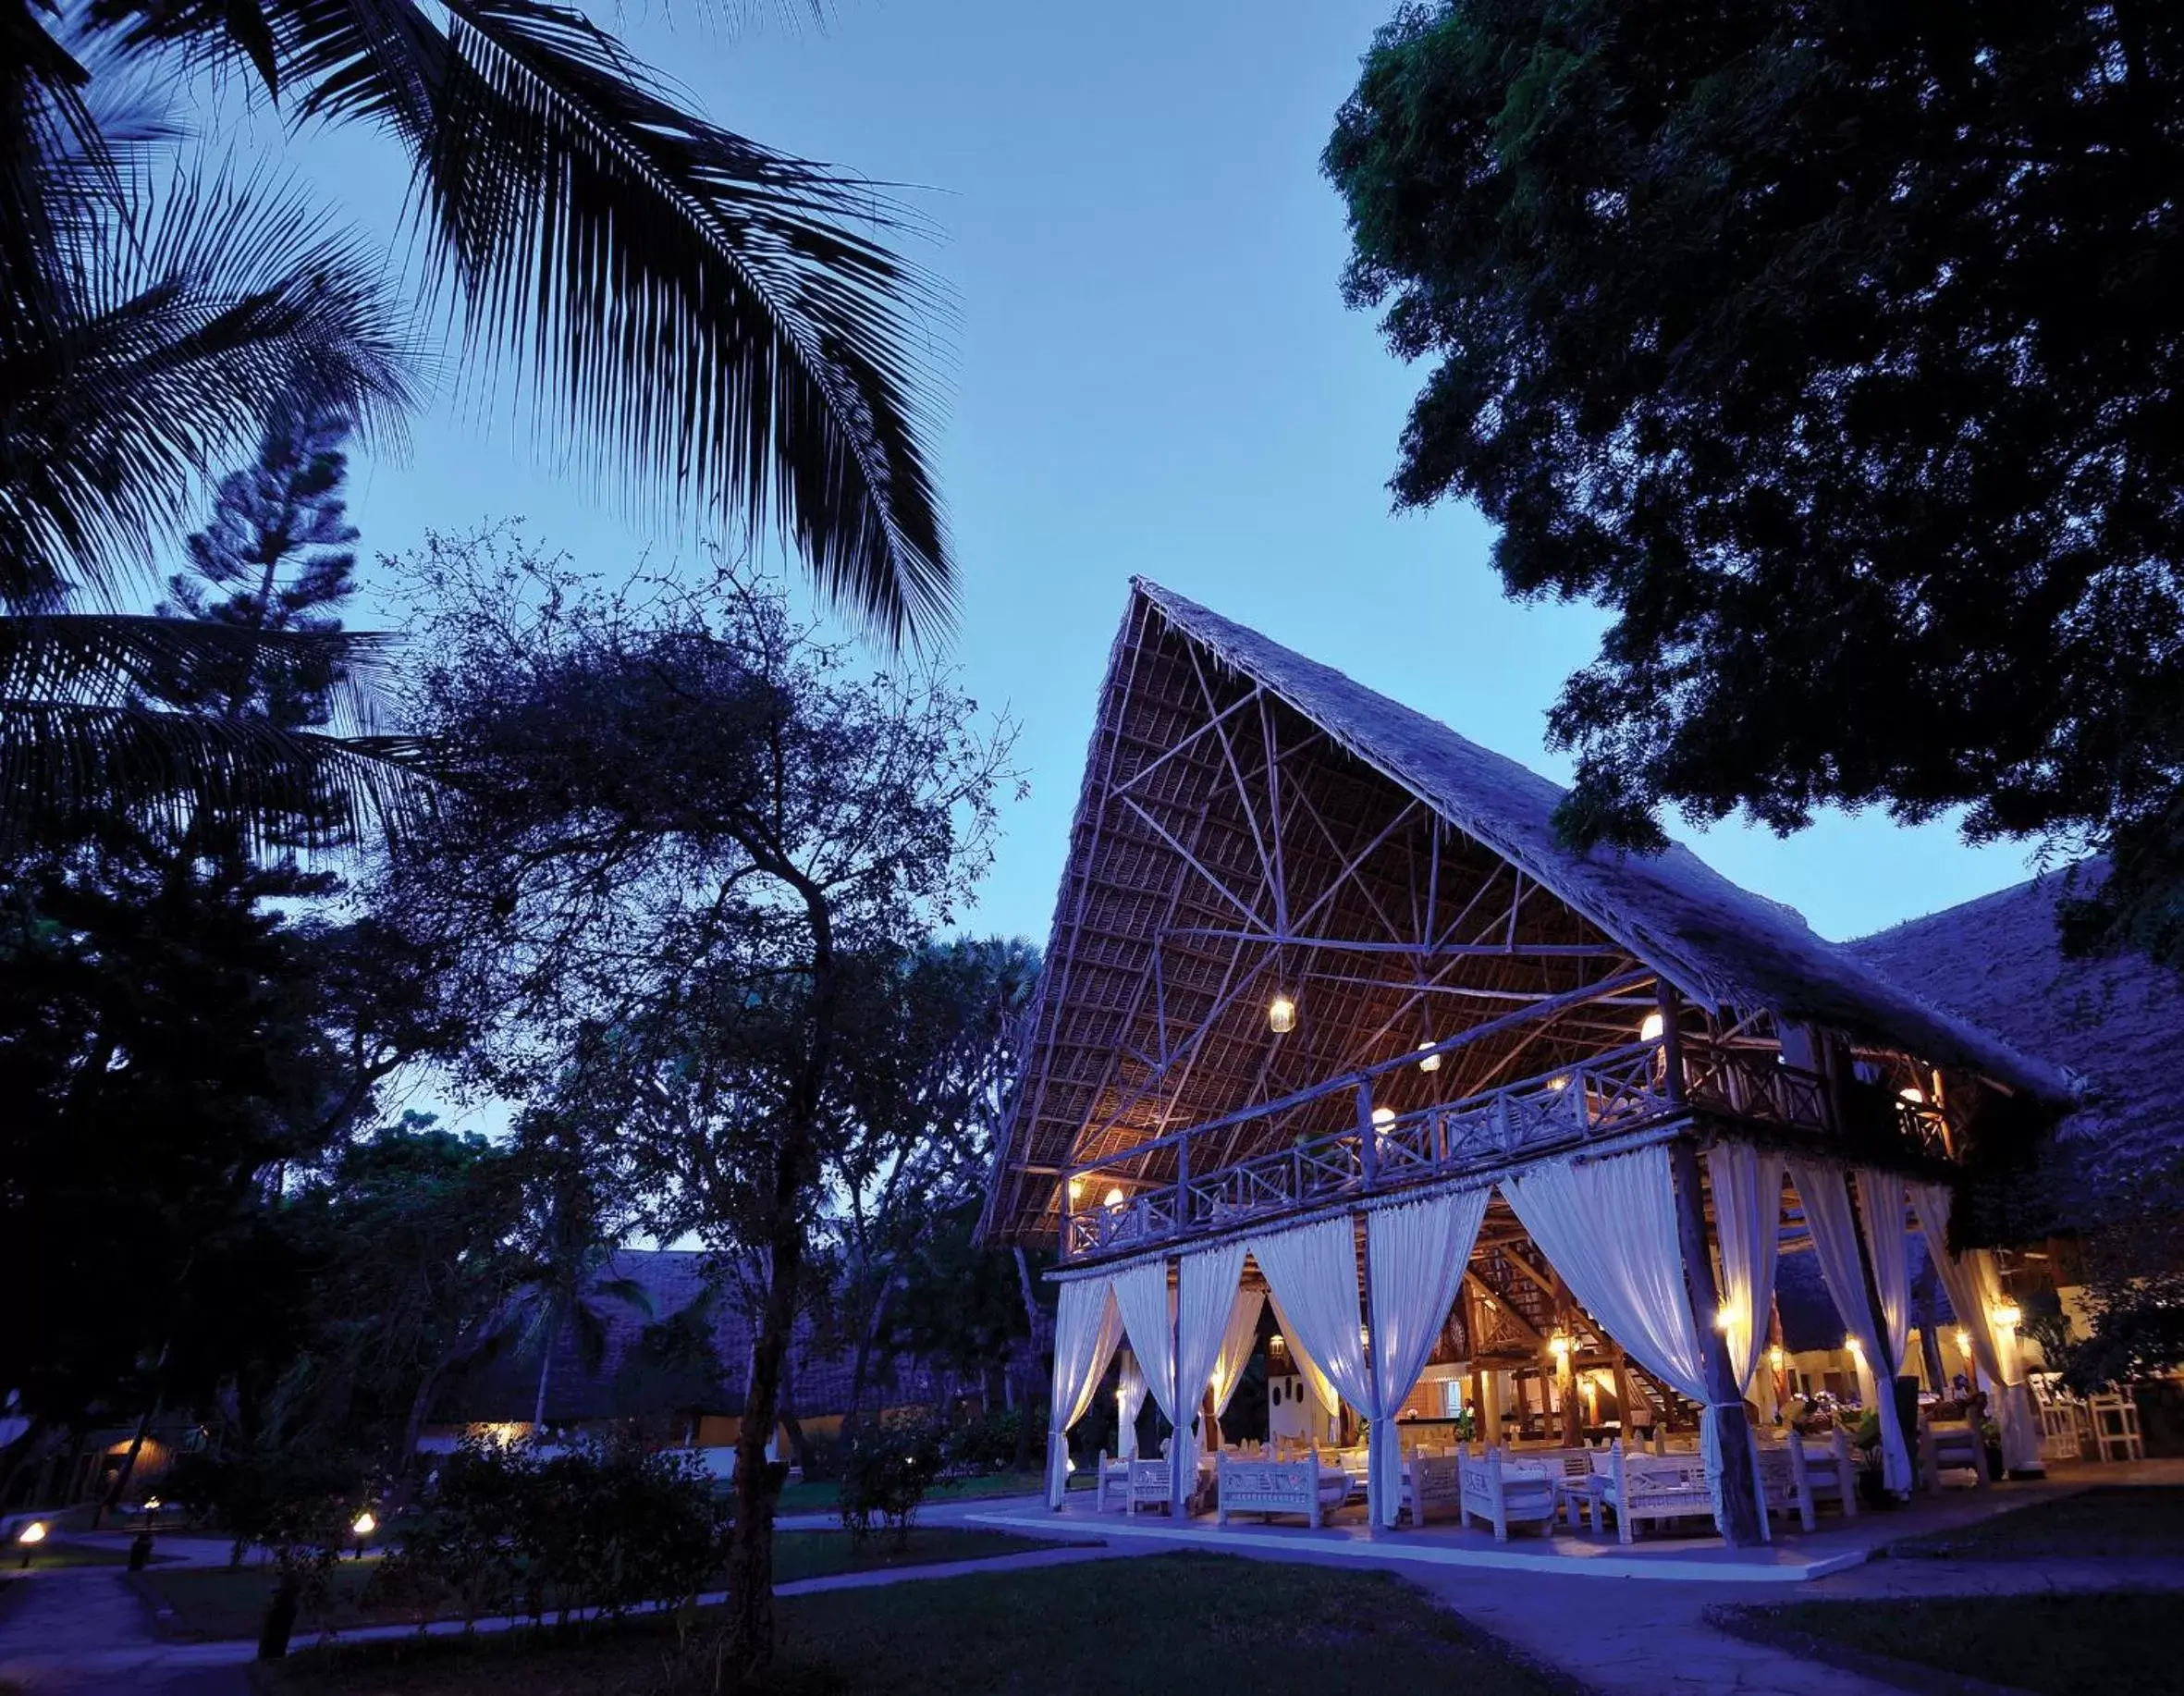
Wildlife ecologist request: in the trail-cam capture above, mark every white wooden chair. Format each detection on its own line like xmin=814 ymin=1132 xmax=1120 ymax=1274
xmin=1092 ymin=1449 xmax=1131 ymax=1512
xmin=1214 ymin=1451 xmax=1344 ymax=1527
xmin=1123 ymin=1457 xmax=1172 ymax=1515
xmin=1751 ymin=1441 xmax=1814 ymax=1532
xmin=1917 ymin=1411 xmax=1991 ymax=1493
xmin=1458 ymin=1445 xmax=1559 ymax=1542
xmin=2091 ymin=1392 xmax=2145 ymax=1462
xmin=1786 ymin=1426 xmax=1859 ymax=1520
xmin=1404 ymin=1452 xmax=1464 ymax=1526
xmin=2038 ymin=1395 xmax=2084 ymax=1462
xmin=1586 ymin=1441 xmax=1712 ymax=1543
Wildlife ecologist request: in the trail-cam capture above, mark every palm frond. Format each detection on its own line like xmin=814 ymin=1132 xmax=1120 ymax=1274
xmin=0 ymin=612 xmax=400 ymax=734
xmin=0 ymin=694 xmax=433 ymax=850
xmin=0 ymin=159 xmax=417 ymax=607
xmin=123 ymin=0 xmax=953 ymax=643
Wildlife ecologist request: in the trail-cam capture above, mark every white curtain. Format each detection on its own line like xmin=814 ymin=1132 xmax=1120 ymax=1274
xmin=1366 ymin=1189 xmax=1489 ymax=1526
xmin=1249 ymin=1217 xmax=1371 ymax=1428
xmin=1116 ymin=1350 xmax=1147 ymax=1459
xmin=1909 ymin=1181 xmax=2039 ymax=1473
xmin=1046 ymin=1276 xmax=1122 ymax=1506
xmin=1208 ymin=1285 xmax=1268 ymax=1444
xmin=1707 ymin=1143 xmax=1785 ymax=1393
xmin=1858 ymin=1169 xmax=1914 ymax=1387
xmin=1503 ymin=1146 xmax=1740 ymax=1531
xmin=1171 ymin=1244 xmax=1246 ymax=1499
xmin=1790 ymin=1159 xmax=1914 ymax=1493
xmin=1265 ymin=1284 xmax=1340 ymax=1434
xmin=1110 ymin=1260 xmax=1178 ymax=1428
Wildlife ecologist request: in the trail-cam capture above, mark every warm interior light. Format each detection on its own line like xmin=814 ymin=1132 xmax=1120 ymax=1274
xmin=1546 ymin=1075 xmax=1569 ymax=1092
xmin=17 ymin=1521 xmax=46 ymax=1546
xmin=1714 ymin=1304 xmax=1737 ymax=1333
xmin=352 ymin=1511 xmax=376 ymax=1539
xmin=1992 ymin=1302 xmax=2022 ymax=1331
xmin=1639 ymin=1012 xmax=1665 ymax=1042
xmin=1955 ymin=1327 xmax=1972 ymax=1353
xmin=1370 ymin=1105 xmax=1396 ymax=1127
xmin=1767 ymin=1344 xmax=1785 ymax=1370
xmin=1268 ymin=994 xmax=1296 ymax=1035
xmin=1066 ymin=1177 xmax=1085 ymax=1203
xmin=1846 ymin=1335 xmax=1863 ymax=1358
xmin=1548 ymin=1330 xmax=1571 ymax=1360
xmin=1269 ymin=1333 xmax=1286 ymax=1355
xmin=1899 ymin=1086 xmax=1925 ymax=1105
xmin=1416 ymin=1041 xmax=1442 ymax=1073
xmin=1104 ymin=1186 xmax=1126 ymax=1211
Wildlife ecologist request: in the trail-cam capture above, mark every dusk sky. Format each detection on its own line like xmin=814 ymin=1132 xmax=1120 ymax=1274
xmin=236 ymin=0 xmax=2037 ymax=956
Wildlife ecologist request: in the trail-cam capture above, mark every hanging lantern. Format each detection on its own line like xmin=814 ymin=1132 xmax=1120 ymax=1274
xmin=1639 ymin=1012 xmax=1664 ymax=1042
xmin=1899 ymin=1085 xmax=1926 ymax=1105
xmin=1370 ymin=1105 xmax=1396 ymax=1128
xmin=1955 ymin=1327 xmax=1972 ymax=1355
xmin=1267 ymin=994 xmax=1296 ymax=1035
xmin=1104 ymin=1186 xmax=1126 ymax=1211
xmin=1767 ymin=1344 xmax=1785 ymax=1372
xmin=1548 ymin=1330 xmax=1572 ymax=1361
xmin=1066 ymin=1177 xmax=1085 ymax=1204
xmin=1416 ymin=1041 xmax=1442 ymax=1073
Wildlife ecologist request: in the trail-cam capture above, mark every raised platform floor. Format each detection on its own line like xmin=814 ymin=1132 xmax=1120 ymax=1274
xmin=972 ymin=1470 xmax=2107 ymax=1583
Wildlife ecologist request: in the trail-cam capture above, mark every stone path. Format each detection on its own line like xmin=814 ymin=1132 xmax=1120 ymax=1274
xmin=0 ymin=1567 xmax=249 ymax=1696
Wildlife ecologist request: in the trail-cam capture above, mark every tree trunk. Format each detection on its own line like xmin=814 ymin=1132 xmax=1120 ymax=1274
xmin=533 ymin=1342 xmax=553 ymax=1433
xmin=722 ymin=1222 xmax=803 ymax=1682
xmin=1011 ymin=1247 xmax=1042 ymax=1471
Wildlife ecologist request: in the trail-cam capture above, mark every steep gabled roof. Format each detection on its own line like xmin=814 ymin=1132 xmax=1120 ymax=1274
xmin=1849 ymin=862 xmax=2181 ymax=1183
xmin=1141 ymin=582 xmax=2063 ymax=1090
xmin=983 ymin=582 xmax=2068 ymax=1247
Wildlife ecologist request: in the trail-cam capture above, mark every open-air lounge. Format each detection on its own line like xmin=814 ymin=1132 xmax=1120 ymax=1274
xmin=977 ymin=581 xmax=2075 ymax=1570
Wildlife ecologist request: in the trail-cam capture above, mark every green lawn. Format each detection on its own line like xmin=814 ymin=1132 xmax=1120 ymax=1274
xmin=142 ymin=1529 xmax=1066 ymax=1641
xmin=1721 ymin=1592 xmax=2184 ymax=1696
xmin=771 ymin=1469 xmax=1051 ymax=1515
xmin=1890 ymin=1485 xmax=2184 ymax=1559
xmin=249 ymin=1553 xmax=1565 ymax=1696
xmin=7 ymin=1539 xmax=160 ymax=1569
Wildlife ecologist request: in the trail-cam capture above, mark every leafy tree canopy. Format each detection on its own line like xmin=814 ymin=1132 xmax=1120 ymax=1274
xmin=1325 ymin=0 xmax=2184 ymax=962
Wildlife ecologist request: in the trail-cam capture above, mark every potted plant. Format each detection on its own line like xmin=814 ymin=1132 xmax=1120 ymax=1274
xmin=1851 ymin=1410 xmax=1890 ymax=1508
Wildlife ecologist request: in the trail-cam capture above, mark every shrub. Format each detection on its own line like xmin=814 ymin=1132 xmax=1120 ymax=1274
xmin=941 ymin=1408 xmax=1023 ymax=1476
xmin=364 ymin=1436 xmax=727 ymax=1631
xmin=837 ymin=1418 xmax=945 ymax=1545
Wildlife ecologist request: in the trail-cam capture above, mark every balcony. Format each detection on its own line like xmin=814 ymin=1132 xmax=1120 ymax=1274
xmin=1061 ymin=1038 xmax=1948 ymax=1261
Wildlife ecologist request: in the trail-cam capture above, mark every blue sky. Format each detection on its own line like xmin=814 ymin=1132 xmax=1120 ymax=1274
xmin=244 ymin=0 xmax=2033 ymax=953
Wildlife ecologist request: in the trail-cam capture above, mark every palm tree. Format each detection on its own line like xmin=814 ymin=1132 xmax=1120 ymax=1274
xmin=2 ymin=41 xmax=426 ymax=846
xmin=29 ymin=0 xmax=954 ymax=644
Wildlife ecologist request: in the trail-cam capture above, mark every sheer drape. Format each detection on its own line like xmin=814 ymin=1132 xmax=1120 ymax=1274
xmin=1503 ymin=1146 xmax=1739 ymax=1531
xmin=1250 ymin=1217 xmax=1371 ymax=1425
xmin=1858 ymin=1168 xmax=1914 ymax=1383
xmin=1116 ymin=1350 xmax=1147 ymax=1459
xmin=1172 ymin=1244 xmax=1246 ymax=1494
xmin=1208 ymin=1286 xmax=1268 ymax=1449
xmin=1110 ymin=1260 xmax=1177 ymax=1429
xmin=1707 ymin=1143 xmax=1785 ymax=1392
xmin=1909 ymin=1181 xmax=2039 ymax=1472
xmin=1265 ymin=1285 xmax=1340 ymax=1432
xmin=1366 ymin=1189 xmax=1490 ymax=1525
xmin=1789 ymin=1159 xmax=1914 ymax=1493
xmin=1046 ymin=1277 xmax=1122 ymax=1506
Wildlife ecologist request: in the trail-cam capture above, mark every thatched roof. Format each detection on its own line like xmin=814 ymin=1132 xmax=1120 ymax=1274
xmin=983 ymin=582 xmax=2067 ymax=1247
xmin=434 ymin=1250 xmax=949 ymax=1426
xmin=1849 ymin=863 xmax=2182 ymax=1185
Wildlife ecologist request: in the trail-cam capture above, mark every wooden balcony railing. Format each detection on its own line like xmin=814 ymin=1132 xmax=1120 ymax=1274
xmin=1061 ymin=1038 xmax=1949 ymax=1261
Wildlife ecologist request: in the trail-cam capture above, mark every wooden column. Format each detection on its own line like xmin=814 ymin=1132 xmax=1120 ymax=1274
xmin=1664 ymin=983 xmax=1762 ymax=1547
xmin=1669 ymin=1134 xmax=1763 ymax=1545
xmin=1167 ymin=1258 xmax=1188 ymax=1519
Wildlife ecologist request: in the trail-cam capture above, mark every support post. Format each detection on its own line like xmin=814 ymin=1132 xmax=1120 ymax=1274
xmin=1667 ymin=1128 xmax=1763 ymax=1547
xmin=1357 ymin=1209 xmax=1387 ymax=1533
xmin=1167 ymin=1258 xmax=1189 ymax=1519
